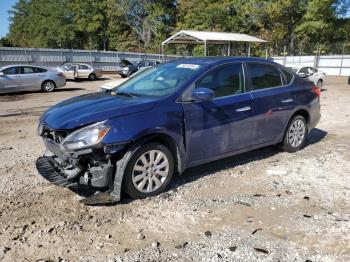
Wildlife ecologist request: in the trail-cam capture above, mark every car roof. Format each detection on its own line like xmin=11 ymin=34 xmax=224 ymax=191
xmin=167 ymin=56 xmax=280 ymax=66
xmin=0 ymin=64 xmax=45 ymax=70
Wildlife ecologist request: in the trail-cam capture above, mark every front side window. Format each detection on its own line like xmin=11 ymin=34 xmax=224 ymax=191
xmin=195 ymin=63 xmax=244 ymax=98
xmin=3 ymin=67 xmax=20 ymax=75
xmin=115 ymin=62 xmax=202 ymax=97
xmin=247 ymin=63 xmax=283 ymax=90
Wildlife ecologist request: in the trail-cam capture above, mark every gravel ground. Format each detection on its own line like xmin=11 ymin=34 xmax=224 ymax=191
xmin=0 ymin=76 xmax=349 ymax=262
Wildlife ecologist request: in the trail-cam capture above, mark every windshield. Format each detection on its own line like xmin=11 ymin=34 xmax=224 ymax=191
xmin=60 ymin=63 xmax=72 ymax=70
xmin=114 ymin=62 xmax=202 ymax=97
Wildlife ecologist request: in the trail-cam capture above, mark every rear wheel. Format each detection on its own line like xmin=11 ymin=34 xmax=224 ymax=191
xmin=123 ymin=143 xmax=174 ymax=199
xmin=283 ymin=115 xmax=307 ymax=153
xmin=41 ymin=81 xmax=56 ymax=92
xmin=88 ymin=73 xmax=96 ymax=81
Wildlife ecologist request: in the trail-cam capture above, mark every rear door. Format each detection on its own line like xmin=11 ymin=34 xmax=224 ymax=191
xmin=247 ymin=62 xmax=295 ymax=145
xmin=18 ymin=66 xmax=43 ymax=90
xmin=0 ymin=67 xmax=21 ymax=92
xmin=183 ymin=62 xmax=253 ymax=165
xmin=78 ymin=64 xmax=91 ymax=78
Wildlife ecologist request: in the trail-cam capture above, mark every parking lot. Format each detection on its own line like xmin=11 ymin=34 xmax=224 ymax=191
xmin=0 ymin=76 xmax=349 ymax=261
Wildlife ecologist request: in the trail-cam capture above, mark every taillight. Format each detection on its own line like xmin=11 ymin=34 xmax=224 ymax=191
xmin=311 ymin=86 xmax=321 ymax=98
xmin=57 ymin=72 xmax=64 ymax=77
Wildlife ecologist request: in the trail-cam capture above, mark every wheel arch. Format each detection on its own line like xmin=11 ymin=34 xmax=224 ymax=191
xmin=129 ymin=132 xmax=182 ymax=175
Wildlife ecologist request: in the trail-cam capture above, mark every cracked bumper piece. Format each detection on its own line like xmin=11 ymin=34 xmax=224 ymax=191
xmin=36 ymin=156 xmax=74 ymax=187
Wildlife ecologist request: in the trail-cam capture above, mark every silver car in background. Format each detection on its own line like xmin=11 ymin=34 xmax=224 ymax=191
xmin=0 ymin=65 xmax=66 ymax=93
xmin=58 ymin=63 xmax=103 ymax=81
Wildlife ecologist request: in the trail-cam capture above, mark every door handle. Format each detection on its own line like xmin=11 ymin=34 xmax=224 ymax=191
xmin=236 ymin=106 xmax=251 ymax=112
xmin=281 ymin=98 xmax=293 ymax=103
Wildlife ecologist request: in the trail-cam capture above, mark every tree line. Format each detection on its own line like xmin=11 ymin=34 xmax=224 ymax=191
xmin=1 ymin=0 xmax=349 ymax=56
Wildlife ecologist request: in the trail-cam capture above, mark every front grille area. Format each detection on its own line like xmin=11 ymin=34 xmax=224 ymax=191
xmin=42 ymin=126 xmax=69 ymax=144
xmin=36 ymin=157 xmax=72 ymax=187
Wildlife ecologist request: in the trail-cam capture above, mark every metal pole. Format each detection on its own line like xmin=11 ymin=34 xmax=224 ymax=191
xmin=204 ymin=41 xmax=207 ymax=56
xmin=265 ymin=47 xmax=268 ymax=59
xmin=283 ymin=45 xmax=286 ymax=66
xmin=228 ymin=42 xmax=230 ymax=56
xmin=248 ymin=43 xmax=251 ymax=57
xmin=161 ymin=44 xmax=164 ymax=62
xmin=339 ymin=42 xmax=346 ymax=76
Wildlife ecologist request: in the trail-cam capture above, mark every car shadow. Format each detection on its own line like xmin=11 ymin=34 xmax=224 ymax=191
xmin=0 ymin=88 xmax=85 ymax=97
xmin=77 ymin=128 xmax=328 ymax=205
xmin=67 ymin=77 xmax=112 ymax=82
xmin=53 ymin=88 xmax=86 ymax=92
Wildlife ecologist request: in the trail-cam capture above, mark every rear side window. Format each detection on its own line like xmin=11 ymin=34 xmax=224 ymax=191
xmin=22 ymin=67 xmax=35 ymax=74
xmin=79 ymin=65 xmax=90 ymax=70
xmin=281 ymin=68 xmax=294 ymax=85
xmin=247 ymin=63 xmax=283 ymax=90
xmin=36 ymin=67 xmax=47 ymax=73
xmin=196 ymin=63 xmax=244 ymax=98
xmin=3 ymin=67 xmax=20 ymax=75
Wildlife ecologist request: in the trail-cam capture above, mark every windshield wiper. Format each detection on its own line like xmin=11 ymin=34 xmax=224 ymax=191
xmin=111 ymin=91 xmax=138 ymax=97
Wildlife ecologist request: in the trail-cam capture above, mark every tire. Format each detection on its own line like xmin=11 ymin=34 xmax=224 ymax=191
xmin=41 ymin=81 xmax=56 ymax=92
xmin=123 ymin=143 xmax=174 ymax=199
xmin=282 ymin=115 xmax=308 ymax=153
xmin=121 ymin=74 xmax=127 ymax=78
xmin=317 ymin=79 xmax=323 ymax=89
xmin=88 ymin=73 xmax=96 ymax=81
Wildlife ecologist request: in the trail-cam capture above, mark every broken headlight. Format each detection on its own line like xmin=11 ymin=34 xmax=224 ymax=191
xmin=61 ymin=121 xmax=110 ymax=151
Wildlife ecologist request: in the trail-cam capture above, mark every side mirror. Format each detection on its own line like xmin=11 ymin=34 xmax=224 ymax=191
xmin=0 ymin=72 xmax=4 ymax=77
xmin=191 ymin=87 xmax=214 ymax=102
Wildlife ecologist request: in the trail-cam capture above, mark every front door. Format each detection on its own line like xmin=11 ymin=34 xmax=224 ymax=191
xmin=183 ymin=62 xmax=253 ymax=166
xmin=0 ymin=67 xmax=21 ymax=92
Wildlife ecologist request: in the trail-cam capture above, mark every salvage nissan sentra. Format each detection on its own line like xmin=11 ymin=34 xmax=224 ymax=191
xmin=36 ymin=57 xmax=321 ymax=204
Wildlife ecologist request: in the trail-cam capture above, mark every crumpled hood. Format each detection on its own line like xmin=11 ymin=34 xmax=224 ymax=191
xmin=41 ymin=92 xmax=156 ymax=130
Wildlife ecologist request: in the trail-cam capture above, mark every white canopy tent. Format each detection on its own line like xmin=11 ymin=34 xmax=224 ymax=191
xmin=161 ymin=30 xmax=267 ymax=56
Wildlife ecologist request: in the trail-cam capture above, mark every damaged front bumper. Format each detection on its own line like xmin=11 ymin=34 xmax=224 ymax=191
xmin=36 ymin=137 xmax=127 ymax=204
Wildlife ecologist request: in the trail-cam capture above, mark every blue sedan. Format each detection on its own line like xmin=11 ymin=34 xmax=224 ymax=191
xmin=36 ymin=57 xmax=321 ymax=204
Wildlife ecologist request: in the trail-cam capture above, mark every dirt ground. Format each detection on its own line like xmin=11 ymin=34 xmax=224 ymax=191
xmin=0 ymin=75 xmax=349 ymax=262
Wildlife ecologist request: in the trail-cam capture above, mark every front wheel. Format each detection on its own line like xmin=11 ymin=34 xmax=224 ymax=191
xmin=283 ymin=115 xmax=307 ymax=153
xmin=123 ymin=143 xmax=174 ymax=199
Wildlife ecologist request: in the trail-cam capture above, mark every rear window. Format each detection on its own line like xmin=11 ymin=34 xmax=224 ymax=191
xmin=247 ymin=63 xmax=283 ymax=90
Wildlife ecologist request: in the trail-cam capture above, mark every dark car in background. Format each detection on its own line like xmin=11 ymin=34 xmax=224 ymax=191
xmin=116 ymin=59 xmax=138 ymax=78
xmin=136 ymin=60 xmax=160 ymax=70
xmin=36 ymin=57 xmax=321 ymax=204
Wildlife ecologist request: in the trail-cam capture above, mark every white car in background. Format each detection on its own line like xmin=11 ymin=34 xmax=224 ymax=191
xmin=58 ymin=63 xmax=103 ymax=81
xmin=98 ymin=66 xmax=152 ymax=92
xmin=288 ymin=66 xmax=326 ymax=88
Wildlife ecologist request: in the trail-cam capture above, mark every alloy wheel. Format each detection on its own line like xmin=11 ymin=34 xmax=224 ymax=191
xmin=132 ymin=150 xmax=169 ymax=193
xmin=288 ymin=119 xmax=306 ymax=147
xmin=44 ymin=82 xmax=55 ymax=92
